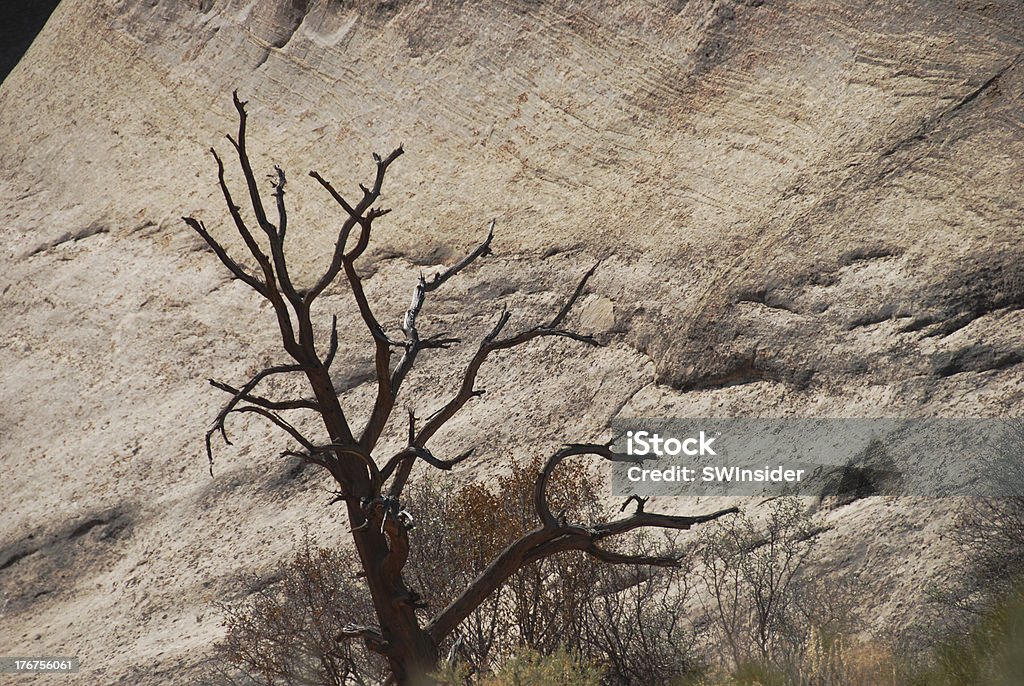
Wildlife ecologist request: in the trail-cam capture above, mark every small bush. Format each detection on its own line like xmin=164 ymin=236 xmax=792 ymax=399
xmin=912 ymin=583 xmax=1024 ymax=686
xmin=691 ymin=497 xmax=887 ymax=685
xmin=194 ymin=533 xmax=385 ymax=686
xmin=695 ymin=498 xmax=821 ymax=669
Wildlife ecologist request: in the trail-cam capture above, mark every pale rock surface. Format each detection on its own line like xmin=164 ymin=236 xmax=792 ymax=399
xmin=0 ymin=0 xmax=1022 ymax=682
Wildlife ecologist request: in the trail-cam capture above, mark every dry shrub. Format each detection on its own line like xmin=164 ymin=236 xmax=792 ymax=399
xmin=692 ymin=498 xmax=879 ymax=685
xmin=196 ymin=533 xmax=386 ymax=686
xmin=199 ymin=461 xmax=700 ymax=685
xmin=406 ymin=458 xmax=700 ymax=684
xmin=943 ymin=497 xmax=1024 ymax=628
xmin=695 ymin=498 xmax=821 ymax=669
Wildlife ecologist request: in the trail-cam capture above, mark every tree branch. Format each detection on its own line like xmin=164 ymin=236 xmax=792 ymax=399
xmin=551 ymin=261 xmax=600 ymax=328
xmin=387 ymin=264 xmax=600 ymax=498
xmin=533 ymin=443 xmax=739 ymax=539
xmin=322 ymin=315 xmax=340 ymax=369
xmin=333 ymin=253 xmax=396 ymax=458
xmin=204 ymin=364 xmax=306 ymax=474
xmin=379 ymin=446 xmax=474 ymax=483
xmin=534 ymin=443 xmax=624 ymax=528
xmin=584 ymin=544 xmax=684 ymax=568
xmin=200 ymin=123 xmax=301 ymax=356
xmin=225 ymin=93 xmax=303 ymax=309
xmin=225 ymin=405 xmax=318 ymax=453
xmin=422 ymin=262 xmax=600 ymax=444
xmin=591 ymin=508 xmax=740 ymax=540
xmin=306 ymin=146 xmax=404 ymax=307
xmin=280 ymin=448 xmax=331 ymax=469
xmin=394 ymin=220 xmax=495 ymax=392
xmin=271 ymin=165 xmax=288 ymax=241
xmin=286 ymin=441 xmax=382 ymax=484
xmin=362 ymin=221 xmax=495 ymax=454
xmin=425 ymin=444 xmax=737 ymax=642
xmin=182 ymin=217 xmax=267 ymax=295
xmin=423 ymin=219 xmax=496 ymax=291
xmin=209 ymin=146 xmax=272 ymax=283
xmin=308 ymin=151 xmax=405 ymax=454
xmin=209 ymin=378 xmax=320 ymax=412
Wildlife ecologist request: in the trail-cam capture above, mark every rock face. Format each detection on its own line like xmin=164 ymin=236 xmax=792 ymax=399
xmin=0 ymin=0 xmax=1021 ymax=682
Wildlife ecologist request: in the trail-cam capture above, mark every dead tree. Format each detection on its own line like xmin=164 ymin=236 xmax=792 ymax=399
xmin=183 ymin=92 xmax=736 ymax=686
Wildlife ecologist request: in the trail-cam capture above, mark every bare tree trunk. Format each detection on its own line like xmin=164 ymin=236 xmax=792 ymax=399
xmin=350 ymin=521 xmax=438 ymax=685
xmin=307 ymin=367 xmax=438 ymax=683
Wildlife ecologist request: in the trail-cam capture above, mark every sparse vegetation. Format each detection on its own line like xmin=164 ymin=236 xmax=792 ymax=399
xmin=199 ymin=485 xmax=1024 ymax=686
xmin=195 ymin=534 xmax=385 ymax=686
xmin=200 ymin=464 xmax=702 ymax=685
xmin=688 ymin=497 xmax=892 ymax=686
xmin=911 ymin=584 xmax=1024 ymax=686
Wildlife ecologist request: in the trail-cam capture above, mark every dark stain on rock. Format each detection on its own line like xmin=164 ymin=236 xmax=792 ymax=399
xmin=0 ymin=506 xmax=135 ymax=616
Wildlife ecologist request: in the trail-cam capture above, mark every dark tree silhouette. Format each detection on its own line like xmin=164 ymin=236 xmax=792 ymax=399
xmin=183 ymin=92 xmax=736 ymax=686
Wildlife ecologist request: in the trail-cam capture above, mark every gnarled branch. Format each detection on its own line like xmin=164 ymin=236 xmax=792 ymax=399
xmin=322 ymin=314 xmax=340 ymax=369
xmin=306 ymin=145 xmax=404 ymax=307
xmin=280 ymin=448 xmax=331 ymax=470
xmin=209 ymin=378 xmax=320 ymax=412
xmin=211 ymin=143 xmax=300 ymax=357
xmin=379 ymin=446 xmax=474 ymax=484
xmin=421 ymin=262 xmax=600 ymax=446
xmin=362 ymin=221 xmax=495 ymax=453
xmin=387 ymin=263 xmax=600 ymax=498
xmin=425 ymin=444 xmax=738 ymax=642
xmin=187 ymin=93 xmax=359 ymax=462
xmin=203 ymin=363 xmax=306 ymax=474
xmin=225 ymin=406 xmax=318 ymax=453
xmin=308 ymin=150 xmax=406 ymax=454
xmin=226 ymin=92 xmax=302 ymax=312
xmin=182 ymin=217 xmax=267 ymax=295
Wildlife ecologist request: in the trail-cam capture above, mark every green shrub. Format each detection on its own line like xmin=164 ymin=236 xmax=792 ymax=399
xmin=914 ymin=583 xmax=1024 ymax=686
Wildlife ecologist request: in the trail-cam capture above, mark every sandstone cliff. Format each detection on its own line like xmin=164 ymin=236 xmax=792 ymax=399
xmin=1 ymin=0 xmax=1022 ymax=682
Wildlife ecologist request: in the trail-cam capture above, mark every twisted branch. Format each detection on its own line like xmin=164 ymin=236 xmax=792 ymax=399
xmin=225 ymin=92 xmax=302 ymax=311
xmin=387 ymin=263 xmax=600 ymax=498
xmin=225 ymin=406 xmax=318 ymax=453
xmin=426 ymin=442 xmax=738 ymax=642
xmin=379 ymin=446 xmax=475 ymax=484
xmin=363 ymin=221 xmax=496 ymax=452
xmin=182 ymin=217 xmax=266 ymax=295
xmin=307 ymin=146 xmax=404 ymax=306
xmin=209 ymin=378 xmax=319 ymax=412
xmin=203 ymin=364 xmax=306 ymax=474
